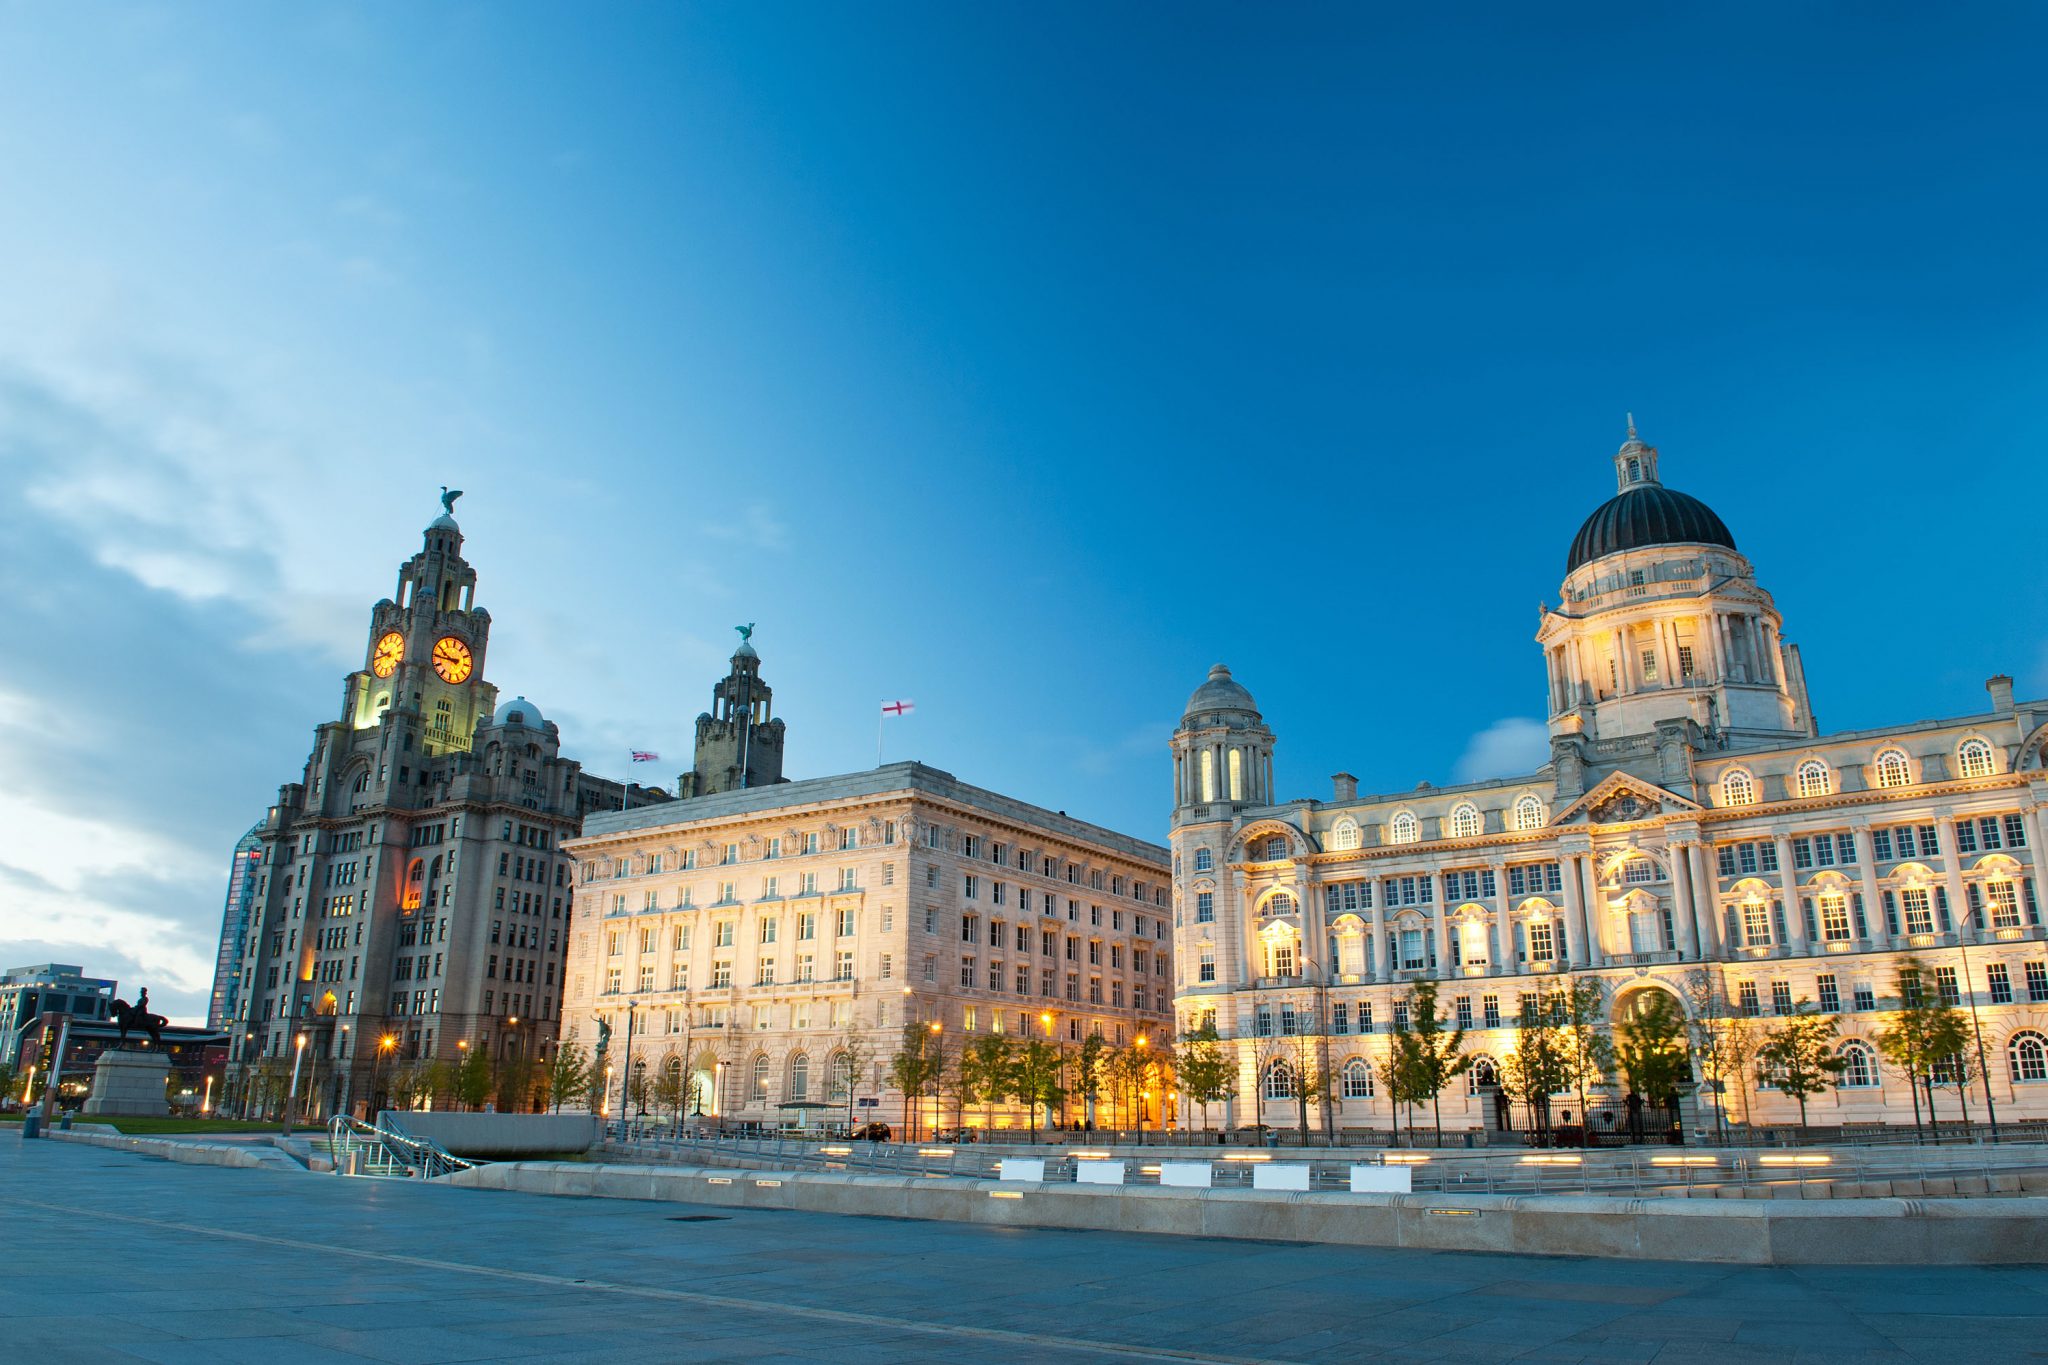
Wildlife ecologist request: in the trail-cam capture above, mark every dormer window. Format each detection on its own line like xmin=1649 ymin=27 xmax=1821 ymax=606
xmin=1627 ymin=457 xmax=1641 ymax=482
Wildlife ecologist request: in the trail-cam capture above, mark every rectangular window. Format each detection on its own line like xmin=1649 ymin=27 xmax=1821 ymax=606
xmin=2027 ymin=962 xmax=2048 ymax=1003
xmin=1988 ymin=962 xmax=2013 ymax=1005
xmin=1198 ymin=950 xmax=1215 ymax=983
xmin=834 ymin=950 xmax=853 ymax=981
xmin=1455 ymin=995 xmax=1473 ymax=1030
xmin=1526 ymin=920 xmax=1554 ymax=962
xmin=1955 ymin=821 xmax=1979 ymax=854
xmin=1815 ymin=973 xmax=1839 ymax=1012
xmin=960 ymin=959 xmax=976 ymax=989
xmin=1852 ymin=984 xmax=1875 ymax=1012
xmin=1482 ymin=994 xmax=1500 ymax=1029
xmin=1901 ymin=888 xmax=1934 ymax=936
xmin=1738 ymin=981 xmax=1760 ymax=1016
xmin=1770 ymin=981 xmax=1793 ymax=1015
xmin=711 ymin=960 xmax=732 ymax=988
xmin=1331 ymin=1002 xmax=1350 ymax=1034
xmin=1872 ymin=828 xmax=1894 ymax=861
xmin=1195 ymin=891 xmax=1215 ymax=923
xmin=1935 ymin=965 xmax=1961 ymax=1006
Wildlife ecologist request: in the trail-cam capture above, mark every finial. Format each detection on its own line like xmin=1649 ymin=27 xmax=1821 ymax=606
xmin=439 ymin=486 xmax=464 ymax=515
xmin=1625 ymin=413 xmax=1637 ymax=440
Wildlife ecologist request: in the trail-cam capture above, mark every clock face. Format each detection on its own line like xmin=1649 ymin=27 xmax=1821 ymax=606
xmin=371 ymin=632 xmax=405 ymax=677
xmin=431 ymin=636 xmax=474 ymax=684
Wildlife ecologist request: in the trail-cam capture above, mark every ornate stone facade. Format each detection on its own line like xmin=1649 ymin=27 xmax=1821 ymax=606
xmin=1172 ymin=426 xmax=2048 ymax=1135
xmin=563 ymin=761 xmax=1172 ymax=1133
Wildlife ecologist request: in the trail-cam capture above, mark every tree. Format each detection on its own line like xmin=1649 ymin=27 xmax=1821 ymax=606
xmin=962 ymin=1033 xmax=1016 ymax=1132
xmin=1757 ymin=1003 xmax=1847 ymax=1132
xmin=650 ymin=1061 xmax=689 ymax=1131
xmin=1499 ymin=996 xmax=1571 ymax=1138
xmin=625 ymin=1063 xmax=652 ymax=1120
xmin=1175 ymin=1022 xmax=1236 ymax=1131
xmin=1614 ymin=989 xmax=1691 ymax=1141
xmin=1075 ymin=1033 xmax=1108 ymax=1128
xmin=1874 ymin=957 xmax=1971 ymax=1144
xmin=1007 ymin=1039 xmax=1068 ymax=1140
xmin=546 ymin=1045 xmax=590 ymax=1113
xmin=1392 ymin=980 xmax=1473 ymax=1145
xmin=887 ymin=1022 xmax=945 ymax=1141
xmin=494 ymin=1054 xmax=537 ymax=1114
xmin=1553 ymin=977 xmax=1614 ymax=1131
xmin=835 ymin=1030 xmax=875 ymax=1132
xmin=1376 ymin=1038 xmax=1429 ymax=1144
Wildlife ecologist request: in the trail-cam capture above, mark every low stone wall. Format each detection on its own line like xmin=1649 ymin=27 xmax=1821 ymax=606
xmin=448 ymin=1159 xmax=2048 ymax=1265
xmin=48 ymin=1129 xmax=301 ymax=1172
xmin=389 ymin=1112 xmax=599 ymax=1158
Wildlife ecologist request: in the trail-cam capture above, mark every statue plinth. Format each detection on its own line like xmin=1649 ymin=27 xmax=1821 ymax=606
xmin=85 ymin=1048 xmax=172 ymax=1118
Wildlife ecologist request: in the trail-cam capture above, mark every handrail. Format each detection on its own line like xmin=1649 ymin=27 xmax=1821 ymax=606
xmin=329 ymin=1114 xmax=479 ymax=1180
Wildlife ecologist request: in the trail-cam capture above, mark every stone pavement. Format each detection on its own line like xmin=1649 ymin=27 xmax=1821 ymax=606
xmin=5 ymin=1139 xmax=2046 ymax=1364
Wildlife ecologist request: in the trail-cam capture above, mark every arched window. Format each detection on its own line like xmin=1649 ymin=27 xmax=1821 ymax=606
xmin=1331 ymin=820 xmax=1362 ymax=851
xmin=1958 ymin=738 xmax=1996 ymax=780
xmin=1193 ymin=848 xmax=1214 ymax=873
xmin=1512 ymin=795 xmax=1545 ymax=832
xmin=1261 ymin=891 xmax=1298 ymax=919
xmin=827 ymin=1052 xmax=852 ymax=1103
xmin=1839 ymin=1042 xmax=1878 ymax=1088
xmin=1199 ymin=750 xmax=1215 ymax=803
xmin=1449 ymin=803 xmax=1481 ymax=839
xmin=1228 ymin=749 xmax=1244 ymax=802
xmin=1262 ymin=1060 xmax=1298 ymax=1100
xmin=751 ymin=1054 xmax=771 ymax=1102
xmin=2011 ymin=1032 xmax=2048 ymax=1084
xmin=1390 ymin=812 xmax=1419 ymax=845
xmin=1260 ymin=835 xmax=1289 ymax=861
xmin=1467 ymin=1057 xmax=1499 ymax=1095
xmin=1795 ymin=760 xmax=1831 ymax=799
xmin=1721 ymin=769 xmax=1756 ymax=807
xmin=1873 ymin=749 xmax=1911 ymax=790
xmin=1341 ymin=1058 xmax=1373 ymax=1099
xmin=789 ymin=1052 xmax=810 ymax=1102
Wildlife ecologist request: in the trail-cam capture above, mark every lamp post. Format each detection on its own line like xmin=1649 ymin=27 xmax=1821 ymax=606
xmin=282 ymin=1031 xmax=308 ymax=1137
xmin=1299 ymin=952 xmax=1335 ymax=1143
xmin=375 ymin=1034 xmax=396 ymax=1116
xmin=201 ymin=1075 xmax=214 ymax=1117
xmin=926 ymin=1020 xmax=942 ymax=1141
xmin=1134 ymin=1035 xmax=1149 ymax=1145
xmin=1954 ymin=923 xmax=2002 ymax=1142
xmin=618 ymin=1000 xmax=640 ymax=1130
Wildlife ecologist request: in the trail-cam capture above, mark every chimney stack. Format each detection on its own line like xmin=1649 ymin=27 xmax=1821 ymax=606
xmin=1988 ymin=675 xmax=2015 ymax=715
xmin=1332 ymin=772 xmax=1358 ymax=802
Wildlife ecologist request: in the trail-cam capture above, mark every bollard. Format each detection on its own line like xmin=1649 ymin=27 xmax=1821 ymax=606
xmin=21 ymin=1111 xmax=41 ymax=1140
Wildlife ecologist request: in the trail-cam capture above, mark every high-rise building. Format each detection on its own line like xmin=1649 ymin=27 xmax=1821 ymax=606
xmin=0 ymin=964 xmax=116 ymax=1067
xmin=1171 ymin=424 xmax=2048 ymax=1135
xmin=220 ymin=494 xmax=668 ymax=1119
xmin=207 ymin=823 xmax=264 ymax=1030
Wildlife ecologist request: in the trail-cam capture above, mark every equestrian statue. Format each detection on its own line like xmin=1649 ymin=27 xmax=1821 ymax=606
xmin=110 ymin=988 xmax=168 ymax=1049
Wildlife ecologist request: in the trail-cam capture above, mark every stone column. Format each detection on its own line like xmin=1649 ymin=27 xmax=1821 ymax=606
xmin=1669 ymin=841 xmax=1699 ymax=959
xmin=1853 ymin=827 xmax=1884 ymax=943
xmin=1368 ymin=885 xmax=1387 ymax=982
xmin=1774 ymin=835 xmax=1806 ymax=954
xmin=1489 ymin=860 xmax=1510 ymax=976
xmin=1689 ymin=842 xmax=1721 ymax=955
xmin=1938 ymin=816 xmax=1974 ymax=939
xmin=1560 ymin=854 xmax=1588 ymax=968
xmin=1708 ymin=611 xmax=1728 ymax=681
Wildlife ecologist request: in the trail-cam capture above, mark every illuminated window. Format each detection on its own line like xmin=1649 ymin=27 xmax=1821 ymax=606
xmin=1449 ymin=803 xmax=1481 ymax=839
xmin=1260 ymin=835 xmax=1288 ymax=861
xmin=1818 ymin=892 xmax=1851 ymax=941
xmin=1986 ymin=880 xmax=2021 ymax=930
xmin=1958 ymin=739 xmax=1995 ymax=779
xmin=1526 ymin=919 xmax=1554 ymax=962
xmin=1741 ymin=898 xmax=1772 ymax=946
xmin=2011 ymin=1032 xmax=2048 ymax=1084
xmin=1266 ymin=940 xmax=1297 ymax=978
xmin=1622 ymin=858 xmax=1656 ymax=884
xmin=1900 ymin=887 xmax=1934 ymax=936
xmin=1390 ymin=812 xmax=1419 ymax=845
xmin=1795 ymin=760 xmax=1831 ymax=799
xmin=1721 ymin=769 xmax=1756 ymax=807
xmin=1262 ymin=891 xmax=1298 ymax=919
xmin=1512 ymin=795 xmax=1545 ymax=831
xmin=1839 ymin=1042 xmax=1878 ymax=1088
xmin=1262 ymin=1060 xmax=1297 ymax=1100
xmin=751 ymin=1054 xmax=770 ymax=1101
xmin=1331 ymin=820 xmax=1362 ymax=851
xmin=1873 ymin=749 xmax=1911 ymax=789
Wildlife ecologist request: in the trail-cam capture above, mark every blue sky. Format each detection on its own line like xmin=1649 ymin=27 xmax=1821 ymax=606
xmin=2 ymin=5 xmax=2043 ymax=1022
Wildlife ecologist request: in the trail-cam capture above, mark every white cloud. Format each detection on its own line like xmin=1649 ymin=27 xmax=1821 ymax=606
xmin=1454 ymin=717 xmax=1550 ymax=783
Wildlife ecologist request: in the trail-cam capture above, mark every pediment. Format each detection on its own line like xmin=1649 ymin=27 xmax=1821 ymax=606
xmin=1554 ymin=771 xmax=1700 ymax=827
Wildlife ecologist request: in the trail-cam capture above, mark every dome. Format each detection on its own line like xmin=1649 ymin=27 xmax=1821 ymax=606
xmin=1565 ymin=484 xmax=1736 ymax=574
xmin=733 ymin=640 xmax=759 ymax=662
xmin=493 ymin=696 xmax=544 ymax=729
xmin=1184 ymin=664 xmax=1257 ymax=717
xmin=428 ymin=512 xmax=460 ymax=533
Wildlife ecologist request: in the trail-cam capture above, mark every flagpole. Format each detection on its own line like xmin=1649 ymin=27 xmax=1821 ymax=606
xmin=876 ymin=705 xmax=884 ymax=768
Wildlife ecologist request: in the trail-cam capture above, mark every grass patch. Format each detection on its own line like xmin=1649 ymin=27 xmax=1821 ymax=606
xmin=0 ymin=1114 xmax=283 ymax=1136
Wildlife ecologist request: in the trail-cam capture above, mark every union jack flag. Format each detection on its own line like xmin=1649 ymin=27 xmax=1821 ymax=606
xmin=630 ymin=750 xmax=660 ymax=763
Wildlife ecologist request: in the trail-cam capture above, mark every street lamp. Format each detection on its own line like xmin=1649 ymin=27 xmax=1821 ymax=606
xmin=927 ymin=1020 xmax=942 ymax=1141
xmin=282 ymin=1031 xmax=308 ymax=1137
xmin=376 ymin=1034 xmax=396 ymax=1115
xmin=202 ymin=1075 xmax=214 ymax=1116
xmin=1135 ymin=1036 xmax=1149 ymax=1145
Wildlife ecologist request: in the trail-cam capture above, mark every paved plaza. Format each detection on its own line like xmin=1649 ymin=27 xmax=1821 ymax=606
xmin=6 ymin=1140 xmax=2048 ymax=1363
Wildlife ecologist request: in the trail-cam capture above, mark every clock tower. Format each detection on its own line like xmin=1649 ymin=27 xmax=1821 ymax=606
xmin=349 ymin=494 xmax=495 ymax=751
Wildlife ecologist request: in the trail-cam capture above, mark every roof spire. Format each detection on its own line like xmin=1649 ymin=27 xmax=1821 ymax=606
xmin=1625 ymin=412 xmax=1636 ymax=440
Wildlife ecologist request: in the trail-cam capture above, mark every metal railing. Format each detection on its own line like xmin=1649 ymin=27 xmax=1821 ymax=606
xmin=329 ymin=1112 xmax=478 ymax=1180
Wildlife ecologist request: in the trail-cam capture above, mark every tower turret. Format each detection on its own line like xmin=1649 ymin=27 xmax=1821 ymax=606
xmin=679 ymin=625 xmax=788 ymax=797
